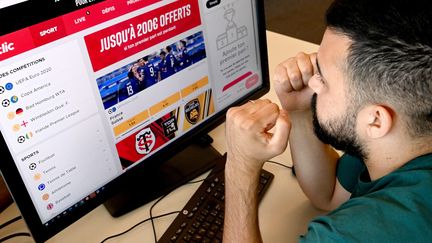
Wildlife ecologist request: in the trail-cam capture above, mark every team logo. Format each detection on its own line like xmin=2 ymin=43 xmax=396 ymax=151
xmin=5 ymin=83 xmax=13 ymax=90
xmin=184 ymin=99 xmax=201 ymax=124
xmin=42 ymin=193 xmax=49 ymax=201
xmin=29 ymin=163 xmax=37 ymax=170
xmin=17 ymin=135 xmax=25 ymax=143
xmin=2 ymin=99 xmax=10 ymax=107
xmin=10 ymin=95 xmax=18 ymax=103
xmin=135 ymin=127 xmax=156 ymax=155
xmin=162 ymin=116 xmax=178 ymax=137
xmin=0 ymin=86 xmax=4 ymax=94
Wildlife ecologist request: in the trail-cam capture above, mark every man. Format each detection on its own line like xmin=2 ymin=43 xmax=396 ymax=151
xmin=223 ymin=0 xmax=432 ymax=242
xmin=137 ymin=56 xmax=159 ymax=89
xmin=177 ymin=40 xmax=191 ymax=70
xmin=120 ymin=63 xmax=141 ymax=101
xmin=159 ymin=49 xmax=177 ymax=80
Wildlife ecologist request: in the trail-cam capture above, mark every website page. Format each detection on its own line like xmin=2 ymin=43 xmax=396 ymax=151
xmin=0 ymin=0 xmax=263 ymax=224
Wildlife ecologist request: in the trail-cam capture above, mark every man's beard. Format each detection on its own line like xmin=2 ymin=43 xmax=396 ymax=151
xmin=311 ymin=94 xmax=367 ymax=160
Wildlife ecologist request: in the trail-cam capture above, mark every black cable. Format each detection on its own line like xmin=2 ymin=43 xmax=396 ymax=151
xmin=266 ymin=160 xmax=293 ymax=170
xmin=99 ymin=211 xmax=180 ymax=243
xmin=0 ymin=232 xmax=31 ymax=242
xmin=149 ymin=194 xmax=168 ymax=243
xmin=0 ymin=216 xmax=22 ymax=230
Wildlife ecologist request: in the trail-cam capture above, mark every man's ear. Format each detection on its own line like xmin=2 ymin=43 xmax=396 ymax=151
xmin=359 ymin=105 xmax=393 ymax=139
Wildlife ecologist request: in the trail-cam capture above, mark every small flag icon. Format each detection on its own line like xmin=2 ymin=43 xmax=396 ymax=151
xmin=16 ymin=108 xmax=23 ymax=115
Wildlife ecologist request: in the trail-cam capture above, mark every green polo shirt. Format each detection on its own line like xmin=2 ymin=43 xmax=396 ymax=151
xmin=300 ymin=153 xmax=432 ymax=242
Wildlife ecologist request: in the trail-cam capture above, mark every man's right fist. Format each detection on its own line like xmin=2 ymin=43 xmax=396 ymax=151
xmin=273 ymin=52 xmax=317 ymax=112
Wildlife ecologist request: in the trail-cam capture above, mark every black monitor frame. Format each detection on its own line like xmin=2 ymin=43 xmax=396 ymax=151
xmin=0 ymin=0 xmax=270 ymax=242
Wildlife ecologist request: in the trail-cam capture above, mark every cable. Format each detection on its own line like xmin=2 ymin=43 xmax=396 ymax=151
xmin=99 ymin=211 xmax=180 ymax=243
xmin=0 ymin=232 xmax=31 ymax=242
xmin=266 ymin=160 xmax=293 ymax=170
xmin=149 ymin=194 xmax=168 ymax=243
xmin=0 ymin=216 xmax=22 ymax=230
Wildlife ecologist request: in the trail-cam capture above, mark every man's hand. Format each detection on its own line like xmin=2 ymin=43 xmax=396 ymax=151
xmin=225 ymin=99 xmax=291 ymax=174
xmin=272 ymin=52 xmax=351 ymax=211
xmin=273 ymin=52 xmax=317 ymax=112
xmin=223 ymin=99 xmax=290 ymax=243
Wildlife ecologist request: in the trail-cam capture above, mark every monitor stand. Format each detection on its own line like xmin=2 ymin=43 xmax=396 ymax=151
xmin=103 ymin=134 xmax=222 ymax=217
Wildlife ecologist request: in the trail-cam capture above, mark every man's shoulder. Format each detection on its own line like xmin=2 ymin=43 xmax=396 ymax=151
xmin=301 ymin=185 xmax=432 ymax=242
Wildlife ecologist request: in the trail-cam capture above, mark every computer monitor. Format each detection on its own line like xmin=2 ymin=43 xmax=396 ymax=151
xmin=0 ymin=0 xmax=269 ymax=241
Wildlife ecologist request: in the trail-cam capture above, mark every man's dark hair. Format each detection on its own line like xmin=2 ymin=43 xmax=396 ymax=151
xmin=166 ymin=45 xmax=172 ymax=52
xmin=143 ymin=56 xmax=149 ymax=62
xmin=326 ymin=0 xmax=432 ymax=138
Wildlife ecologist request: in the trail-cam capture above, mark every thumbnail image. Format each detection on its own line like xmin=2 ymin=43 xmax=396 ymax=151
xmin=183 ymin=89 xmax=214 ymax=132
xmin=116 ymin=109 xmax=180 ymax=169
xmin=96 ymin=31 xmax=207 ymax=110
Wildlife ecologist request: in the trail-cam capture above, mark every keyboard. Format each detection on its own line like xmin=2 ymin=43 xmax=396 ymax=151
xmin=158 ymin=162 xmax=274 ymax=243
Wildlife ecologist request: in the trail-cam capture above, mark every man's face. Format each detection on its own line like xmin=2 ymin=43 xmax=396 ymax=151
xmin=309 ymin=29 xmax=367 ymax=160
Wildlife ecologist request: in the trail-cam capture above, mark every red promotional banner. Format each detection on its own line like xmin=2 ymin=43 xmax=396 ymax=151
xmin=84 ymin=0 xmax=201 ymax=72
xmin=115 ymin=111 xmax=179 ymax=169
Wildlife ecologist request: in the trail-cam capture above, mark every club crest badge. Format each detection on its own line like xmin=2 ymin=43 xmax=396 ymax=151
xmin=184 ymin=99 xmax=200 ymax=124
xmin=162 ymin=116 xmax=178 ymax=137
xmin=135 ymin=127 xmax=156 ymax=155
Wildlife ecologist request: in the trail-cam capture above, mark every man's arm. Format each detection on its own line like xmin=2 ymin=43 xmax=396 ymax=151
xmin=223 ymin=100 xmax=291 ymax=243
xmin=273 ymin=52 xmax=350 ymax=211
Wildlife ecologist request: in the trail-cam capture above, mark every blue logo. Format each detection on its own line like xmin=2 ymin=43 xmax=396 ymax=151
xmin=5 ymin=83 xmax=13 ymax=90
xmin=10 ymin=95 xmax=18 ymax=103
xmin=38 ymin=184 xmax=46 ymax=191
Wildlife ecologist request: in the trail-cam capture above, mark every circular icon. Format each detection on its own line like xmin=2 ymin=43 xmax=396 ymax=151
xmin=42 ymin=193 xmax=49 ymax=201
xmin=29 ymin=163 xmax=37 ymax=170
xmin=0 ymin=86 xmax=4 ymax=94
xmin=34 ymin=173 xmax=42 ymax=181
xmin=12 ymin=124 xmax=20 ymax=132
xmin=17 ymin=136 xmax=26 ymax=143
xmin=7 ymin=111 xmax=15 ymax=120
xmin=38 ymin=183 xmax=45 ymax=191
xmin=2 ymin=99 xmax=10 ymax=107
xmin=10 ymin=96 xmax=18 ymax=103
xmin=16 ymin=108 xmax=23 ymax=115
xmin=47 ymin=203 xmax=54 ymax=210
xmin=5 ymin=83 xmax=13 ymax=90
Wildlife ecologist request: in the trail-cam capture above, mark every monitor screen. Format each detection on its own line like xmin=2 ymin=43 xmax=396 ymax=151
xmin=0 ymin=0 xmax=269 ymax=241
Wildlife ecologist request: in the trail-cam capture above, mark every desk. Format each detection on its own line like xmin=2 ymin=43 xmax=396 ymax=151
xmin=0 ymin=31 xmax=324 ymax=243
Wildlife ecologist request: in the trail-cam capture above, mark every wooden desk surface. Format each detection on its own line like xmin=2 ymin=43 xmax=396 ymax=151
xmin=0 ymin=31 xmax=324 ymax=243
